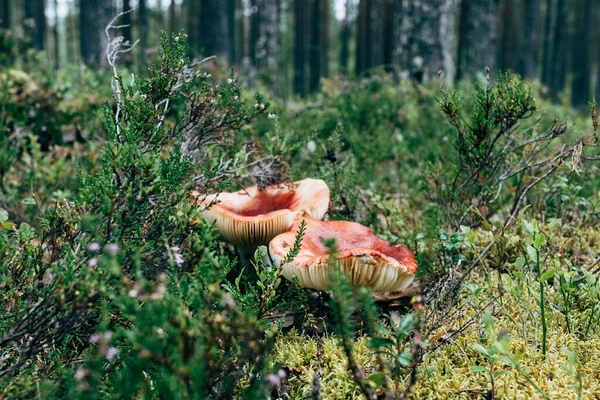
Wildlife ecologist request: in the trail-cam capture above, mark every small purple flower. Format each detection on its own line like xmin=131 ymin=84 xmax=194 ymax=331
xmin=227 ymin=78 xmax=233 ymax=84
xmin=266 ymin=369 xmax=287 ymax=386
xmin=105 ymin=347 xmax=119 ymax=362
xmin=89 ymin=333 xmax=101 ymax=344
xmin=88 ymin=242 xmax=100 ymax=252
xmin=268 ymin=113 xmax=276 ymax=119
xmin=171 ymin=247 xmax=184 ymax=267
xmin=106 ymin=243 xmax=119 ymax=255
xmin=90 ymin=331 xmax=112 ymax=344
xmin=42 ymin=270 xmax=54 ymax=285
xmin=266 ymin=374 xmax=281 ymax=386
xmin=88 ymin=258 xmax=98 ymax=268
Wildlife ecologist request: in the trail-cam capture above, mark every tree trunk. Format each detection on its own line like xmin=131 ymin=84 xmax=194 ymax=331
xmin=549 ymin=0 xmax=567 ymax=101
xmin=197 ymin=0 xmax=230 ymax=63
xmin=457 ymin=0 xmax=499 ymax=80
xmin=498 ymin=0 xmax=519 ymax=73
xmin=541 ymin=0 xmax=554 ymax=87
xmin=570 ymin=0 xmax=592 ymax=107
xmin=186 ymin=0 xmax=199 ymax=54
xmin=227 ymin=0 xmax=236 ymax=64
xmin=309 ymin=0 xmax=321 ymax=93
xmin=122 ymin=0 xmax=132 ymax=44
xmin=249 ymin=0 xmax=260 ymax=66
xmin=79 ymin=0 xmax=114 ymax=69
xmin=0 ymin=0 xmax=9 ymax=29
xmin=259 ymin=0 xmax=280 ymax=94
xmin=339 ymin=0 xmax=351 ymax=75
xmin=396 ymin=0 xmax=458 ymax=84
xmin=24 ymin=0 xmax=45 ymax=50
xmin=294 ymin=0 xmax=306 ymax=96
xmin=122 ymin=0 xmax=133 ymax=66
xmin=381 ymin=0 xmax=395 ymax=70
xmin=356 ymin=0 xmax=372 ymax=75
xmin=138 ymin=0 xmax=148 ymax=68
xmin=519 ymin=0 xmax=540 ymax=79
xmin=320 ymin=0 xmax=330 ymax=78
xmin=52 ymin=0 xmax=58 ymax=68
xmin=235 ymin=0 xmax=245 ymax=63
xmin=156 ymin=0 xmax=164 ymax=28
xmin=169 ymin=0 xmax=176 ymax=36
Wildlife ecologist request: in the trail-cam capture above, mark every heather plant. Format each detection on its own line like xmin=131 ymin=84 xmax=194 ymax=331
xmin=0 ymin=29 xmax=291 ymax=398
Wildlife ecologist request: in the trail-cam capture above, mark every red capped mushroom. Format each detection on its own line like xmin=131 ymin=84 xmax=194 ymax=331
xmin=268 ymin=218 xmax=417 ymax=292
xmin=196 ymin=179 xmax=330 ymax=247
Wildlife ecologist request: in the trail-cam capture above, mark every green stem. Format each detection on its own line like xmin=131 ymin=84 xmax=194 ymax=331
xmin=535 ymin=250 xmax=547 ymax=358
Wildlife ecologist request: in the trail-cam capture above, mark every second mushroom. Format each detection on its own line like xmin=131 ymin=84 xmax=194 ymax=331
xmin=268 ymin=218 xmax=417 ymax=292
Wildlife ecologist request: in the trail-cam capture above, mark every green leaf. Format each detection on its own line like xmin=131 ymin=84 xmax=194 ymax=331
xmin=540 ymin=269 xmax=555 ymax=283
xmin=526 ymin=245 xmax=538 ymax=263
xmin=471 ymin=343 xmax=490 ymax=356
xmin=397 ymin=353 xmax=412 ymax=367
xmin=2 ymin=222 xmax=16 ymax=231
xmin=21 ymin=197 xmax=36 ymax=205
xmin=235 ymin=267 xmax=245 ymax=290
xmin=367 ymin=337 xmax=395 ymax=349
xmin=533 ymin=233 xmax=546 ymax=250
xmin=397 ymin=314 xmax=417 ymax=334
xmin=0 ymin=208 xmax=8 ymax=223
xmin=514 ymin=256 xmax=525 ymax=269
xmin=367 ymin=372 xmax=386 ymax=389
xmin=471 ymin=366 xmax=489 ymax=373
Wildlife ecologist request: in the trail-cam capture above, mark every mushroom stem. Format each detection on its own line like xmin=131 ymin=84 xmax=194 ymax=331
xmin=236 ymin=246 xmax=253 ymax=270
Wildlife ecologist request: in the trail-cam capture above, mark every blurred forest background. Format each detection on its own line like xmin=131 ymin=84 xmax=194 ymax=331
xmin=1 ymin=0 xmax=600 ymax=106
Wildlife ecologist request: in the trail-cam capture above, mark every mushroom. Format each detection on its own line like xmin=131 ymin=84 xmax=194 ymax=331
xmin=268 ymin=218 xmax=417 ymax=292
xmin=196 ymin=178 xmax=330 ymax=248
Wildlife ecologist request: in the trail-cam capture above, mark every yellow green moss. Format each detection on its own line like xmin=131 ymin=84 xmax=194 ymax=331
xmin=273 ymin=227 xmax=600 ymax=399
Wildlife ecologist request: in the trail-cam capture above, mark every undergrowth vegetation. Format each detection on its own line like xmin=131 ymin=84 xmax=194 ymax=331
xmin=1 ymin=30 xmax=600 ymax=399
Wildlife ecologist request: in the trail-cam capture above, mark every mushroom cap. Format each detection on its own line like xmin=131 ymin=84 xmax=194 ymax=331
xmin=268 ymin=218 xmax=417 ymax=292
xmin=197 ymin=179 xmax=330 ymax=247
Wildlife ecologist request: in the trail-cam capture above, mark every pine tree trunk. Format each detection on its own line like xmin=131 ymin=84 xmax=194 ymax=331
xmin=396 ymin=0 xmax=458 ymax=84
xmin=250 ymin=0 xmax=260 ymax=66
xmin=227 ymin=0 xmax=236 ymax=64
xmin=309 ymin=0 xmax=321 ymax=93
xmin=122 ymin=0 xmax=132 ymax=43
xmin=236 ymin=0 xmax=245 ymax=63
xmin=186 ymin=0 xmax=199 ymax=54
xmin=79 ymin=0 xmax=114 ymax=68
xmin=541 ymin=0 xmax=554 ymax=87
xmin=356 ymin=0 xmax=372 ymax=75
xmin=570 ymin=0 xmax=592 ymax=107
xmin=457 ymin=0 xmax=499 ymax=79
xmin=259 ymin=0 xmax=280 ymax=94
xmin=122 ymin=0 xmax=133 ymax=66
xmin=381 ymin=0 xmax=395 ymax=70
xmin=294 ymin=0 xmax=306 ymax=96
xmin=498 ymin=0 xmax=519 ymax=73
xmin=138 ymin=0 xmax=148 ymax=68
xmin=24 ymin=0 xmax=46 ymax=50
xmin=320 ymin=0 xmax=330 ymax=78
xmin=169 ymin=0 xmax=176 ymax=36
xmin=549 ymin=0 xmax=567 ymax=100
xmin=339 ymin=0 xmax=351 ymax=75
xmin=0 ymin=0 xmax=9 ymax=29
xmin=519 ymin=0 xmax=540 ymax=79
xmin=52 ymin=0 xmax=58 ymax=68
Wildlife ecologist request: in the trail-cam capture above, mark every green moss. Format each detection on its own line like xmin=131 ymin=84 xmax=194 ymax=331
xmin=273 ymin=226 xmax=600 ymax=399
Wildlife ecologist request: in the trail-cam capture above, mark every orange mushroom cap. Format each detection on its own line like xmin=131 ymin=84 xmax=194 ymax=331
xmin=268 ymin=218 xmax=417 ymax=292
xmin=197 ymin=179 xmax=330 ymax=247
